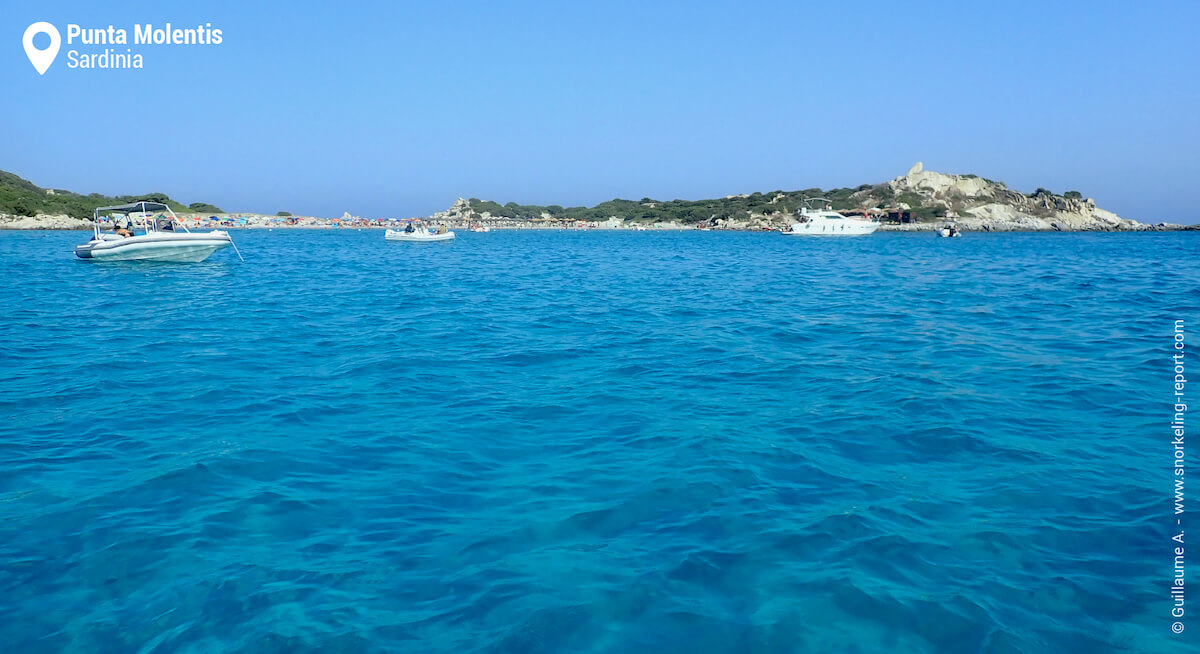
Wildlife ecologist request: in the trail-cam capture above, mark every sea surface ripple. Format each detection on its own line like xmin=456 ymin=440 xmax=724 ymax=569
xmin=0 ymin=229 xmax=1195 ymax=653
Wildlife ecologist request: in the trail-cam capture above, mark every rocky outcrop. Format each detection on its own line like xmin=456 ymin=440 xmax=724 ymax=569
xmin=709 ymin=214 xmax=785 ymax=230
xmin=868 ymin=162 xmax=1173 ymax=231
xmin=429 ymin=198 xmax=476 ymax=222
xmin=0 ymin=213 xmax=93 ymax=229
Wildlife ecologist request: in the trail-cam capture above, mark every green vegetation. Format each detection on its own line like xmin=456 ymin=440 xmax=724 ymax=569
xmin=909 ymin=206 xmax=947 ymax=221
xmin=0 ymin=169 xmax=221 ymax=219
xmin=276 ymin=211 xmax=292 ymax=216
xmin=1064 ymin=191 xmax=1082 ymax=200
xmin=188 ymin=202 xmax=224 ymax=213
xmin=461 ymin=185 xmax=889 ymax=225
xmin=896 ymin=192 xmax=925 ymax=209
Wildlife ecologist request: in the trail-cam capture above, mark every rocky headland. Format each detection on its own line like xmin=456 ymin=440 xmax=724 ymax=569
xmin=870 ymin=162 xmax=1174 ymax=232
xmin=426 ymin=162 xmax=1190 ymax=232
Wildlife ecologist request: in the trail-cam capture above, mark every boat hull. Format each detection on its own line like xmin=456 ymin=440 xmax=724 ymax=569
xmin=385 ymin=229 xmax=456 ymax=242
xmin=781 ymin=221 xmax=879 ymax=236
xmin=75 ymin=232 xmax=233 ymax=262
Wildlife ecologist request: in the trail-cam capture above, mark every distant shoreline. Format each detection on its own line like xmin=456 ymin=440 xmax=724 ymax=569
xmin=1 ymin=219 xmax=1194 ymax=233
xmin=4 ymin=165 xmax=1194 ymax=232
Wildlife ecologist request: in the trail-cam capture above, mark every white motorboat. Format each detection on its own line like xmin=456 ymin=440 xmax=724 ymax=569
xmin=385 ymin=224 xmax=456 ymax=242
xmin=74 ymin=202 xmax=238 ymax=262
xmin=938 ymin=225 xmax=963 ymax=238
xmin=781 ymin=199 xmax=880 ymax=236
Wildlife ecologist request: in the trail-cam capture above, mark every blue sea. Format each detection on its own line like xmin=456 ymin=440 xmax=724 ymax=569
xmin=0 ymin=229 xmax=1195 ymax=653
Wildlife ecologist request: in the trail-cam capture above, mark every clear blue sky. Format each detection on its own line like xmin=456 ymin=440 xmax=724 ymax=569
xmin=4 ymin=1 xmax=1198 ymax=221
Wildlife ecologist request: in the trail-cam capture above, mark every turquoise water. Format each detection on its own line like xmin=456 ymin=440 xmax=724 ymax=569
xmin=0 ymin=229 xmax=1194 ymax=653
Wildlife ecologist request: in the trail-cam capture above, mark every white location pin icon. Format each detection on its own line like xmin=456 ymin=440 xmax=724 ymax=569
xmin=23 ymin=22 xmax=61 ymax=75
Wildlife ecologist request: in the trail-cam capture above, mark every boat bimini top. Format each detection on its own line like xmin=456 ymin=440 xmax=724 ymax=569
xmin=91 ymin=201 xmax=188 ymax=238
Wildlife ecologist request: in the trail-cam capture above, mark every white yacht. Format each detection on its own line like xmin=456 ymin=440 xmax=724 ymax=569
xmin=781 ymin=199 xmax=880 ymax=236
xmin=74 ymin=202 xmax=238 ymax=262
